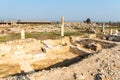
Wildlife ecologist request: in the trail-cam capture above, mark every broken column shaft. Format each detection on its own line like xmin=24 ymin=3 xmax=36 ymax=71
xmin=61 ymin=16 xmax=64 ymax=37
xmin=102 ymin=23 xmax=105 ymax=33
xmin=110 ymin=29 xmax=113 ymax=35
xmin=115 ymin=30 xmax=118 ymax=35
xmin=21 ymin=30 xmax=25 ymax=39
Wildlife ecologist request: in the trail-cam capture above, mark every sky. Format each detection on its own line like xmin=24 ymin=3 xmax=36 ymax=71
xmin=0 ymin=0 xmax=120 ymax=22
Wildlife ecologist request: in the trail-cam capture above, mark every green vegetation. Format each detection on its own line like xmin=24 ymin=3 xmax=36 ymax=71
xmin=26 ymin=31 xmax=84 ymax=39
xmin=0 ymin=26 xmax=119 ymax=42
xmin=0 ymin=33 xmax=20 ymax=42
xmin=86 ymin=18 xmax=91 ymax=24
xmin=0 ymin=31 xmax=86 ymax=42
xmin=105 ymin=27 xmax=120 ymax=30
xmin=0 ymin=36 xmax=8 ymax=42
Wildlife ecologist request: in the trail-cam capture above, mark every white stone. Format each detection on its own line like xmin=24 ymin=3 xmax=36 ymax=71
xmin=115 ymin=30 xmax=118 ymax=35
xmin=108 ymin=36 xmax=114 ymax=41
xmin=33 ymin=53 xmax=46 ymax=59
xmin=61 ymin=16 xmax=64 ymax=37
xmin=110 ymin=29 xmax=113 ymax=35
xmin=19 ymin=62 xmax=34 ymax=72
xmin=118 ymin=32 xmax=120 ymax=36
xmin=21 ymin=30 xmax=25 ymax=39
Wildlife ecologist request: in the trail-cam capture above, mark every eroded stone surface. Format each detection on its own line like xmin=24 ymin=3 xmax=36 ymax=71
xmin=0 ymin=37 xmax=119 ymax=80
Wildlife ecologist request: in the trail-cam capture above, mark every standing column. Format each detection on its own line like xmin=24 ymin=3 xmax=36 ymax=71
xmin=102 ymin=23 xmax=105 ymax=33
xmin=61 ymin=16 xmax=64 ymax=37
xmin=21 ymin=30 xmax=25 ymax=39
xmin=110 ymin=29 xmax=113 ymax=35
xmin=115 ymin=30 xmax=118 ymax=35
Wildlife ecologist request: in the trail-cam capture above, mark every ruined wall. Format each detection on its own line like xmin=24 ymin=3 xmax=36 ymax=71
xmin=0 ymin=39 xmax=41 ymax=57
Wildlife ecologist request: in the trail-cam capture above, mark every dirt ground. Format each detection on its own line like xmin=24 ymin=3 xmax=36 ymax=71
xmin=24 ymin=44 xmax=119 ymax=80
xmin=0 ymin=36 xmax=119 ymax=80
xmin=0 ymin=23 xmax=120 ymax=80
xmin=0 ymin=37 xmax=77 ymax=77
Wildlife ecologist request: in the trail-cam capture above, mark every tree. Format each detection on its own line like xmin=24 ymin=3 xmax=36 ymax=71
xmin=109 ymin=21 xmax=112 ymax=25
xmin=86 ymin=18 xmax=91 ymax=24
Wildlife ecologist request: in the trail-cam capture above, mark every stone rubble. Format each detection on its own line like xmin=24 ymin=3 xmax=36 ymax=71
xmin=0 ymin=39 xmax=119 ymax=80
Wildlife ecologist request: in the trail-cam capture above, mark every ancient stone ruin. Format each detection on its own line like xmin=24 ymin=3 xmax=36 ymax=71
xmin=0 ymin=21 xmax=120 ymax=80
xmin=0 ymin=35 xmax=119 ymax=80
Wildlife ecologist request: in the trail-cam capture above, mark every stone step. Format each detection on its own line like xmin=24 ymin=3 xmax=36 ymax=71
xmin=19 ymin=62 xmax=34 ymax=73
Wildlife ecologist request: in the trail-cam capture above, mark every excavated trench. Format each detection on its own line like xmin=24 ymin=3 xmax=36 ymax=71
xmin=0 ymin=38 xmax=117 ymax=78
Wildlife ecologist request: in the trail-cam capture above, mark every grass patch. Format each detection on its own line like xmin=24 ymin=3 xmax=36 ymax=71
xmin=0 ymin=36 xmax=8 ymax=42
xmin=26 ymin=31 xmax=85 ymax=40
xmin=25 ymin=32 xmax=60 ymax=40
xmin=0 ymin=31 xmax=90 ymax=42
xmin=105 ymin=27 xmax=120 ymax=30
xmin=0 ymin=33 xmax=20 ymax=42
xmin=65 ymin=31 xmax=83 ymax=36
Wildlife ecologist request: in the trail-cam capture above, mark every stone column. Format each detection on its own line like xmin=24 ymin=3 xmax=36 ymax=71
xmin=21 ymin=30 xmax=25 ymax=39
xmin=110 ymin=29 xmax=113 ymax=35
xmin=115 ymin=30 xmax=118 ymax=35
xmin=102 ymin=23 xmax=105 ymax=33
xmin=61 ymin=16 xmax=64 ymax=37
